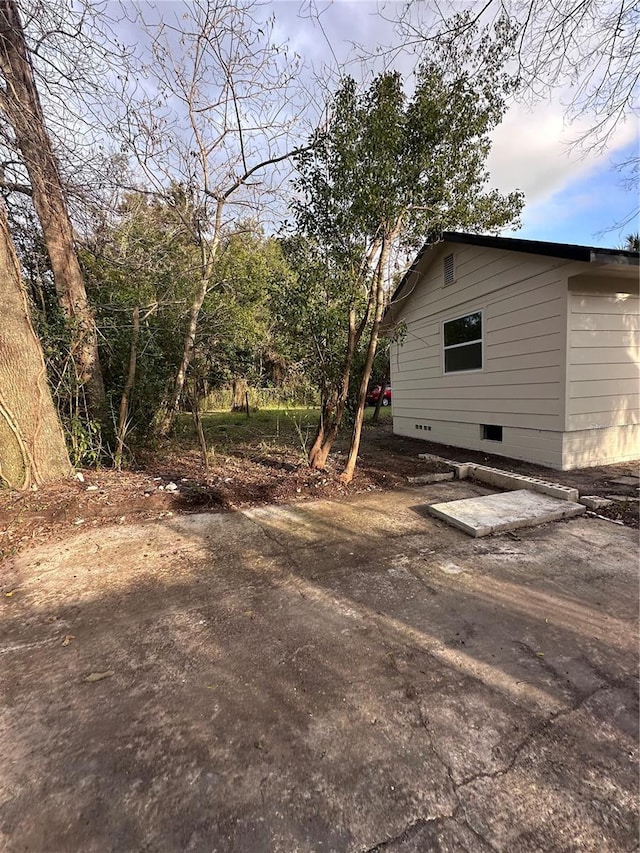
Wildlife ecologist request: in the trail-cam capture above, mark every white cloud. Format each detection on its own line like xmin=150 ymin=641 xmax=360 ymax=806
xmin=271 ymin=1 xmax=639 ymax=223
xmin=487 ymin=98 xmax=638 ymax=204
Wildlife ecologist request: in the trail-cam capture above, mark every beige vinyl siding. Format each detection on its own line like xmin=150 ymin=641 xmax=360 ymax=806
xmin=390 ymin=244 xmax=568 ymax=431
xmin=393 ymin=415 xmax=565 ymax=468
xmin=567 ymin=291 xmax=640 ymax=431
xmin=562 ymin=424 xmax=640 ymax=468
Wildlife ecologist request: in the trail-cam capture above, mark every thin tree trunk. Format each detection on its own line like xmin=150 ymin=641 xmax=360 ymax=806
xmin=308 ymin=392 xmax=346 ymax=470
xmin=156 ymin=275 xmax=209 ymax=436
xmin=114 ymin=306 xmax=140 ymax=471
xmin=309 ymin=251 xmax=383 ymax=468
xmin=0 ymin=204 xmax=71 ymax=489
xmin=308 ymin=304 xmax=362 ymax=470
xmin=0 ymin=0 xmax=105 ymax=416
xmin=156 ymin=202 xmax=224 ymax=438
xmin=190 ymin=392 xmax=209 ymax=474
xmin=341 ymin=237 xmax=391 ymax=484
xmin=308 ymin=396 xmax=343 ymax=470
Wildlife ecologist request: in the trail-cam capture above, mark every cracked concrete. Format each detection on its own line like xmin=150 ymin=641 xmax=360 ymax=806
xmin=1 ymin=482 xmax=638 ymax=852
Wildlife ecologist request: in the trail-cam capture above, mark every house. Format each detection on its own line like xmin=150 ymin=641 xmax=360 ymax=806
xmin=382 ymin=232 xmax=639 ymax=470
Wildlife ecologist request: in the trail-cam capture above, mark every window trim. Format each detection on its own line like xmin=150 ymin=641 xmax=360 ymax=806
xmin=442 ymin=309 xmax=484 ymax=375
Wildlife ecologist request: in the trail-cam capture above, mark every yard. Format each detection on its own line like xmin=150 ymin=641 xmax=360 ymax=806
xmin=1 ymin=478 xmax=638 ymax=851
xmin=2 ymin=407 xmax=639 ymax=851
xmin=0 ymin=407 xmax=636 ymax=560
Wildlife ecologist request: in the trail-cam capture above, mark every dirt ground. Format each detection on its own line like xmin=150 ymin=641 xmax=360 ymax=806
xmin=0 ymin=421 xmax=637 ymax=560
xmin=1 ymin=482 xmax=638 ymax=852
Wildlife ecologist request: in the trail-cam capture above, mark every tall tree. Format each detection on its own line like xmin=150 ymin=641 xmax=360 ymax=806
xmin=0 ymin=202 xmax=71 ymax=488
xmin=83 ymin=190 xmax=202 ymax=455
xmin=111 ymin=0 xmax=310 ymax=437
xmin=84 ymin=197 xmax=297 ymax=459
xmin=0 ymin=0 xmax=105 ymax=415
xmin=292 ymin=27 xmax=523 ymax=480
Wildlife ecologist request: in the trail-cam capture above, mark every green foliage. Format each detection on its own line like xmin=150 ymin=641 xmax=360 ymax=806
xmin=197 ymin=224 xmax=297 ymax=390
xmin=66 ymin=415 xmax=103 ymax=468
xmin=83 ymin=190 xmax=199 ymax=444
xmin=287 ymin=22 xmax=524 ymax=431
xmin=278 ymin=234 xmax=362 ymax=402
xmin=172 ymin=407 xmax=321 ymax=454
xmin=170 ymin=406 xmax=389 ymax=455
xmin=83 ymin=194 xmax=300 ymax=454
xmin=3 ymin=195 xmax=108 ymax=466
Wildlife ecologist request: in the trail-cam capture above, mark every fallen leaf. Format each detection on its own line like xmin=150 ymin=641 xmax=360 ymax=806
xmin=83 ymin=670 xmax=114 ymax=683
xmin=62 ymin=634 xmax=75 ymax=647
xmin=4 ymin=590 xmax=17 ymax=597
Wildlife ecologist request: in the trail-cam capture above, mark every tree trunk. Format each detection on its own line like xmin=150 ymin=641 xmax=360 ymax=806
xmin=114 ymin=306 xmax=140 ymax=471
xmin=341 ymin=237 xmax=391 ymax=484
xmin=190 ymin=392 xmax=209 ymax=474
xmin=156 ymin=197 xmax=227 ymax=438
xmin=308 ymin=399 xmax=343 ymax=470
xmin=308 ymin=304 xmax=362 ymax=471
xmin=155 ymin=275 xmax=209 ymax=437
xmin=0 ymin=204 xmax=71 ymax=489
xmin=230 ymin=377 xmax=249 ymax=411
xmin=371 ymin=372 xmax=388 ymax=423
xmin=0 ymin=0 xmax=105 ymax=416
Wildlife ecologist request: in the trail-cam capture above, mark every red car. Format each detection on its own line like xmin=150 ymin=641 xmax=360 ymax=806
xmin=365 ymin=384 xmax=392 ymax=407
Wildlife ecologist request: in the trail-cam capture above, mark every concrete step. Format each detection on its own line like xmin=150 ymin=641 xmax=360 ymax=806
xmin=427 ymin=489 xmax=586 ymax=538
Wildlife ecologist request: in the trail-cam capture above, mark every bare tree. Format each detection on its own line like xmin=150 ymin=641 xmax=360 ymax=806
xmin=0 ymin=0 xmax=106 ymax=414
xmin=112 ymin=0 xmax=311 ymax=438
xmin=0 ymin=201 xmax=71 ymax=488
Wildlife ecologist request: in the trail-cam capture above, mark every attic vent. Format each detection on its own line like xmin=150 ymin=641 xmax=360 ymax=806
xmin=443 ymin=253 xmax=455 ymax=286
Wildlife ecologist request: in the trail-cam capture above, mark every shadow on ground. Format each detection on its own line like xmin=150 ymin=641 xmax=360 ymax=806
xmin=1 ymin=482 xmax=638 ymax=852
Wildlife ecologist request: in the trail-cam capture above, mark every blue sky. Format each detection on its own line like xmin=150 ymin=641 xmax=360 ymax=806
xmin=507 ymin=140 xmax=639 ymax=248
xmin=515 ymin=160 xmax=638 ymax=248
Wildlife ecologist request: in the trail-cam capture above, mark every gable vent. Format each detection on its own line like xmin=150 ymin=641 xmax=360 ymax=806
xmin=443 ymin=253 xmax=455 ymax=286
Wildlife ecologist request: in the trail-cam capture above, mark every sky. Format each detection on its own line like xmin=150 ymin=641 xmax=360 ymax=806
xmin=105 ymin=0 xmax=638 ymax=250
xmin=267 ymin=0 xmax=639 ymax=249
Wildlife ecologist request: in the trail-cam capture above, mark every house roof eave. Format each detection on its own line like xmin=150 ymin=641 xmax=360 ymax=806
xmin=382 ymin=231 xmax=639 ymax=333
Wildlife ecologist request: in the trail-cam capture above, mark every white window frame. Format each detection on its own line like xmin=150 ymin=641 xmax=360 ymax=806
xmin=442 ymin=309 xmax=484 ymax=375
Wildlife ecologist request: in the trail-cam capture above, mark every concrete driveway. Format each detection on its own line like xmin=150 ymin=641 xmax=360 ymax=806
xmin=1 ymin=481 xmax=638 ymax=852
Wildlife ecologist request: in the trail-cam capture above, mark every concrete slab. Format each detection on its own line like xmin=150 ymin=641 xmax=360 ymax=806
xmin=580 ymin=495 xmax=614 ymax=510
xmin=1 ymin=486 xmax=637 ymax=853
xmin=406 ymin=472 xmax=454 ymax=484
xmin=611 ymin=476 xmax=639 ymax=486
xmin=427 ymin=488 xmax=586 ymax=537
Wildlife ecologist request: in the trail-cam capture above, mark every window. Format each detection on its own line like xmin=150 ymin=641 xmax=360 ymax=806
xmin=443 ymin=311 xmax=482 ymax=373
xmin=443 ymin=253 xmax=455 ymax=286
